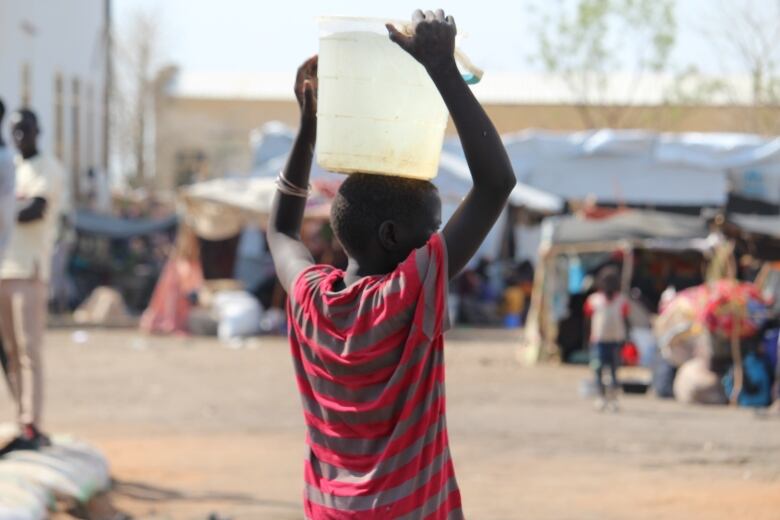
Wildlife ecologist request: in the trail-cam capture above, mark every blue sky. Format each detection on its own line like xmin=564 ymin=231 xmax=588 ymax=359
xmin=113 ymin=0 xmax=769 ymax=76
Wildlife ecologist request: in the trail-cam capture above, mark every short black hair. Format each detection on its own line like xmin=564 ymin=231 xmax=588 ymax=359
xmin=14 ymin=108 xmax=38 ymax=125
xmin=597 ymin=265 xmax=621 ymax=293
xmin=0 ymin=98 xmax=5 ymax=121
xmin=331 ymin=173 xmax=439 ymax=256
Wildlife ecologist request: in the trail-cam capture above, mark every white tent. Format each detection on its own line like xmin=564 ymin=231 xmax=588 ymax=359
xmin=253 ymin=125 xmax=780 ymax=208
xmin=251 ymin=121 xmax=472 ymax=198
xmin=179 ymin=177 xmax=276 ymax=240
xmin=251 ymin=121 xmax=565 ymax=213
xmin=435 ymin=151 xmax=564 ymax=213
xmin=502 ymin=130 xmax=732 ymax=207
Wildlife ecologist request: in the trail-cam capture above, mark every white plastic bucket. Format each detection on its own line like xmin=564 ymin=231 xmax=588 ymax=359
xmin=316 ymin=16 xmax=450 ymax=180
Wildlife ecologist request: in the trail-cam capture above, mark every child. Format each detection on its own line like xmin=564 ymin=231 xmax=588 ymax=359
xmin=584 ymin=266 xmax=630 ymax=411
xmin=267 ymin=9 xmax=516 ymax=519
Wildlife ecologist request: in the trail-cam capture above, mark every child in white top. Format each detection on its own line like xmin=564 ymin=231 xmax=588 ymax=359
xmin=584 ymin=266 xmax=630 ymax=410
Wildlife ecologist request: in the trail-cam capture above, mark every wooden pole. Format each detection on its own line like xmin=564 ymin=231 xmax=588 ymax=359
xmin=621 ymin=242 xmax=634 ymax=294
xmin=729 ymin=305 xmax=744 ymax=406
xmin=103 ymin=0 xmax=112 ymax=173
xmin=522 ymin=249 xmax=551 ymax=363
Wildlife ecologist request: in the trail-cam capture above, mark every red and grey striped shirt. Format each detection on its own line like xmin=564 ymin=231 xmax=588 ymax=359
xmin=288 ymin=233 xmax=463 ymax=519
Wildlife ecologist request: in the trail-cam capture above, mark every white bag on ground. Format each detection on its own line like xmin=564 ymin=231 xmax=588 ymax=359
xmin=0 ymin=428 xmax=110 ymax=519
xmin=213 ymin=291 xmax=264 ymax=341
xmin=0 ymin=477 xmax=48 ymax=520
xmin=259 ymin=307 xmax=285 ymax=334
xmin=673 ymin=357 xmax=727 ymax=405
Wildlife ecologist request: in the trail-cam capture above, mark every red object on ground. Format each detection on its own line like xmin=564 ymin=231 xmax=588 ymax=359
xmin=140 ymin=255 xmax=203 ymax=335
xmin=621 ymin=342 xmax=640 ymax=366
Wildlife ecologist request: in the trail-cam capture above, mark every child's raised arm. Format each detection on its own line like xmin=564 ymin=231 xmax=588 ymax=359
xmin=388 ymin=10 xmax=516 ymax=278
xmin=267 ymin=56 xmax=318 ymax=292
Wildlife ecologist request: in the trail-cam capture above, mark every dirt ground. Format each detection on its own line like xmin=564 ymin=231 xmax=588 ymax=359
xmin=4 ymin=328 xmax=779 ymax=520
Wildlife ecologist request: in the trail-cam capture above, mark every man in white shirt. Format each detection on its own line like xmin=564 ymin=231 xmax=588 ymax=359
xmin=0 ymin=98 xmax=15 ymax=265
xmin=0 ymin=108 xmax=63 ymax=454
xmin=0 ymin=99 xmax=15 ymax=429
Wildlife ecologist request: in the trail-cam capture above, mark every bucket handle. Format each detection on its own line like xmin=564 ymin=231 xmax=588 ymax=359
xmin=454 ymin=48 xmax=484 ymax=85
xmin=394 ymin=21 xmax=484 ymax=85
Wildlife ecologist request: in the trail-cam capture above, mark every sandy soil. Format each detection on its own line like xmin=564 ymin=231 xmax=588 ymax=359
xmin=2 ymin=328 xmax=777 ymax=520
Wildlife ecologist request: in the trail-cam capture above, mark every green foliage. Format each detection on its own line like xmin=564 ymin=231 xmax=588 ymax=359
xmin=668 ymin=0 xmax=780 ymax=134
xmin=663 ymin=65 xmax=731 ymax=106
xmin=534 ymin=0 xmax=677 ymax=127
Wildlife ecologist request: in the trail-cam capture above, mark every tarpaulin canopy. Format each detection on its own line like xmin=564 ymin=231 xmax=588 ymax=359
xmin=254 ymin=125 xmax=780 ymax=208
xmin=75 ymin=211 xmax=177 ymax=239
xmin=503 ymin=129 xmax=780 ymax=169
xmin=435 ymin=151 xmax=564 ymax=213
xmin=179 ymin=177 xmax=332 ymax=240
xmin=729 ymin=214 xmax=780 ymax=240
xmin=542 ymin=210 xmax=712 ymax=247
xmin=522 ymin=210 xmax=718 ymax=365
xmin=250 ymin=124 xmax=344 ymax=188
xmin=723 ymin=213 xmax=780 ymax=260
xmin=181 ymin=177 xmax=278 ymax=216
xmin=503 ymin=130 xmax=730 ymax=208
xmin=251 ymin=121 xmax=565 ymax=214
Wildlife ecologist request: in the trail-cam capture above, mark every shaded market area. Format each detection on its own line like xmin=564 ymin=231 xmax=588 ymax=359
xmin=56 ymin=126 xmax=780 ymax=414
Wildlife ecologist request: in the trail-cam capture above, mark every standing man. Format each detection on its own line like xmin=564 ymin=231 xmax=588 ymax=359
xmin=0 ymin=98 xmax=16 ymax=391
xmin=0 ymin=108 xmax=64 ymax=454
xmin=0 ymin=98 xmax=14 ymax=269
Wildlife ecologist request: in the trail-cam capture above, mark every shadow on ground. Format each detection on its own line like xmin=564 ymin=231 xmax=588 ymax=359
xmin=112 ymin=479 xmax=300 ymax=510
xmin=64 ymin=480 xmax=301 ymax=520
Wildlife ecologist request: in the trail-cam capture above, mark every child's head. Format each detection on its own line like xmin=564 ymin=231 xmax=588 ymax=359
xmin=596 ymin=265 xmax=621 ymax=295
xmin=331 ymin=173 xmax=441 ymax=271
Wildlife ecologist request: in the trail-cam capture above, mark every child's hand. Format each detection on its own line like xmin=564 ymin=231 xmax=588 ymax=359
xmin=294 ymin=55 xmax=318 ymax=120
xmin=386 ymin=9 xmax=457 ymax=77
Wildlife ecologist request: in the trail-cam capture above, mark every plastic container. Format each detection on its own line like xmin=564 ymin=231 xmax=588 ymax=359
xmin=316 ymin=16 xmax=479 ymax=180
xmin=503 ymin=313 xmax=523 ymax=329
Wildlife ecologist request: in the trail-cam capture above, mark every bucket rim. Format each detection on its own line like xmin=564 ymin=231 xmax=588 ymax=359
xmin=316 ymin=15 xmax=408 ymax=27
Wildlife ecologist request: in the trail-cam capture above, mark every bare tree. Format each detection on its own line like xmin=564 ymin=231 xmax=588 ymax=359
xmin=683 ymin=0 xmax=780 ymax=134
xmin=533 ymin=0 xmax=676 ymax=128
xmin=113 ymin=8 xmax=163 ymax=188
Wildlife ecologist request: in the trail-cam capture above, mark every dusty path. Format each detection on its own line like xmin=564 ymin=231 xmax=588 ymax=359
xmin=2 ymin=329 xmax=777 ymax=519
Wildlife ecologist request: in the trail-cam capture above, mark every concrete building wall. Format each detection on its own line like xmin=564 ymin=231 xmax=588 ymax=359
xmin=154 ymin=96 xmax=300 ymax=192
xmin=0 ymin=0 xmax=108 ymax=202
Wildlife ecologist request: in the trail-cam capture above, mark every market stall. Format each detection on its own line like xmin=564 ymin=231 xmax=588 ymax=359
xmin=657 ymin=279 xmax=772 ymax=406
xmin=139 ymin=176 xmax=336 ymax=338
xmin=65 ymin=211 xmax=179 ymax=313
xmin=520 ymin=210 xmax=719 ymax=364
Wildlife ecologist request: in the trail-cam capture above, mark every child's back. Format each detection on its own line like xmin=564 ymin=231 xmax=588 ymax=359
xmin=585 ymin=290 xmax=629 ymax=344
xmin=289 ymin=234 xmax=456 ymax=517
